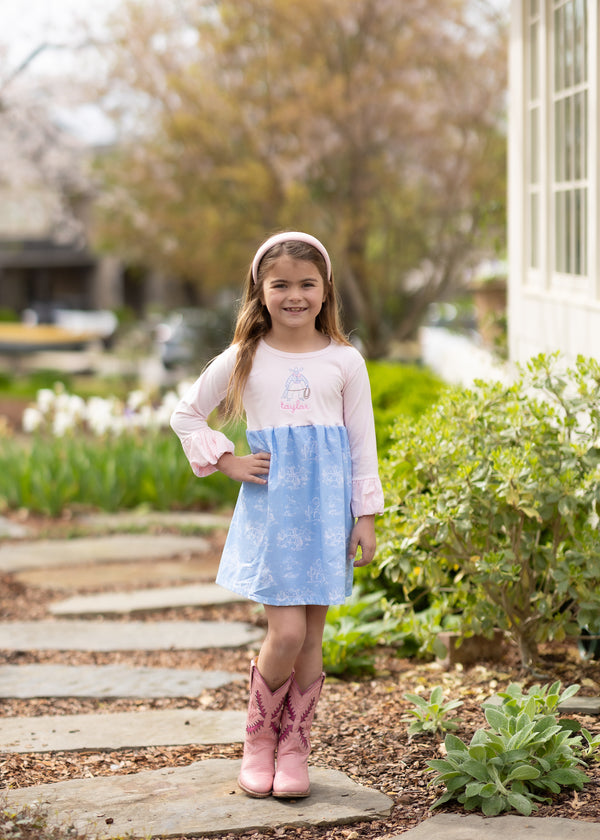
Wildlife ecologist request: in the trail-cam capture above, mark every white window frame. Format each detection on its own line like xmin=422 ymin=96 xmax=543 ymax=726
xmin=522 ymin=0 xmax=598 ymax=299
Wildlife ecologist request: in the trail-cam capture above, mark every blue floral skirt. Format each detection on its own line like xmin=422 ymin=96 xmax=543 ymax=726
xmin=215 ymin=425 xmax=354 ymax=606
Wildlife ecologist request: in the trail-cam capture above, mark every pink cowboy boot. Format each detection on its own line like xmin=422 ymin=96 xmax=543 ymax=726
xmin=272 ymin=671 xmax=325 ymax=798
xmin=238 ymin=660 xmax=293 ymax=797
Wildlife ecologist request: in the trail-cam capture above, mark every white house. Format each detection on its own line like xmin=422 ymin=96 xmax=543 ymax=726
xmin=508 ymin=0 xmax=599 ymax=362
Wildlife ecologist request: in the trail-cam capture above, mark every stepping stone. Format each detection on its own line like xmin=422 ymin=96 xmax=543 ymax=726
xmin=15 ymin=556 xmax=220 ymax=591
xmin=0 ymin=708 xmax=246 ymax=752
xmin=50 ymin=584 xmax=243 ymax=616
xmin=558 ymin=695 xmax=600 ymax=715
xmin=398 ymin=813 xmax=600 ymax=838
xmin=486 ymin=693 xmax=600 ymax=716
xmin=0 ymin=664 xmax=245 ymax=698
xmin=0 ymin=534 xmax=210 ymax=573
xmin=0 ymin=620 xmax=263 ymax=651
xmin=0 ymin=515 xmax=31 ymax=539
xmin=76 ymin=511 xmax=232 ymax=532
xmin=4 ymin=759 xmax=393 ymax=839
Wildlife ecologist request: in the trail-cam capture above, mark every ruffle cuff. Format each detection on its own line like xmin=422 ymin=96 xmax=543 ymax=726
xmin=182 ymin=429 xmax=235 ymax=477
xmin=351 ymin=477 xmax=385 ymax=517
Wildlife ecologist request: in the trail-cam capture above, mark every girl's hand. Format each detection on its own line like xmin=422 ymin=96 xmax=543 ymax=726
xmin=348 ymin=515 xmax=376 ymax=567
xmin=216 ymin=451 xmax=271 ymax=484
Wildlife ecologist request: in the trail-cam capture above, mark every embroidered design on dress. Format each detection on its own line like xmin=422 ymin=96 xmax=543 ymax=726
xmin=281 ymin=367 xmax=311 ymax=413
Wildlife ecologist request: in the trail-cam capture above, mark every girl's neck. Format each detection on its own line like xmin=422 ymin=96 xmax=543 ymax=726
xmin=263 ymin=327 xmax=330 ymax=354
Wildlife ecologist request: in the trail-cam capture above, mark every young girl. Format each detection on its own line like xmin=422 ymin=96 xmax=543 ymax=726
xmin=170 ymin=231 xmax=384 ymax=799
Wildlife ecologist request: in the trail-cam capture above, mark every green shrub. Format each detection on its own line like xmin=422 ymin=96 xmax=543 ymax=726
xmin=366 ymin=361 xmax=446 ymax=455
xmin=404 ymin=686 xmax=463 ymax=737
xmin=322 ymin=588 xmax=394 ymax=677
xmin=378 ymin=353 xmax=600 ymax=669
xmin=428 ymin=681 xmax=597 ymax=816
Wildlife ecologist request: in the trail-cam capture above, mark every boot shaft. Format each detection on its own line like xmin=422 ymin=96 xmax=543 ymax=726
xmin=278 ymin=672 xmax=325 ymax=757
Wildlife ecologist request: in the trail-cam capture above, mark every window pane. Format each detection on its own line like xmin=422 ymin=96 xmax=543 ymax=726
xmin=555 ymin=192 xmax=565 ymax=272
xmin=574 ymin=188 xmax=587 ymax=274
xmin=564 ymin=1 xmax=574 ymax=89
xmin=554 ymin=5 xmax=564 ymax=92
xmin=573 ymin=91 xmax=586 ymax=180
xmin=573 ymin=0 xmax=587 ymax=84
xmin=555 ymin=98 xmax=564 ymax=181
xmin=530 ymin=22 xmax=539 ymax=99
xmin=530 ymin=192 xmax=539 ymax=268
xmin=530 ymin=107 xmax=539 ymax=184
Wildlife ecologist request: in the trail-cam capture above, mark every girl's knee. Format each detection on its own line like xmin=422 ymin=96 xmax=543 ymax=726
xmin=269 ymin=624 xmax=306 ymax=659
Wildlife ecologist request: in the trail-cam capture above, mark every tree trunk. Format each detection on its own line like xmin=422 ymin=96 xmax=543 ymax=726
xmin=515 ymin=631 xmax=539 ymax=672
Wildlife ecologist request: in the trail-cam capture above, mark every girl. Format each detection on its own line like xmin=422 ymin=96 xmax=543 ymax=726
xmin=170 ymin=231 xmax=384 ymax=799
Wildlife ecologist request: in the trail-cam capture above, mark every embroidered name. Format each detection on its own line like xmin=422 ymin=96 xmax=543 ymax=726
xmin=280 ymin=399 xmax=310 ymax=413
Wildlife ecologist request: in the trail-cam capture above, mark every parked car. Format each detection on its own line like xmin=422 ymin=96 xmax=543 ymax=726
xmin=156 ymin=308 xmax=233 ymax=370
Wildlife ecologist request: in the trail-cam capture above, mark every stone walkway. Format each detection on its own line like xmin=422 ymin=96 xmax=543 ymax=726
xmin=0 ymin=513 xmax=393 ymax=837
xmin=1 ymin=510 xmax=599 ymax=839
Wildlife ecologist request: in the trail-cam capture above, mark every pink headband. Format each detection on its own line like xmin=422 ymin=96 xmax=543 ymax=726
xmin=251 ymin=231 xmax=332 ymax=284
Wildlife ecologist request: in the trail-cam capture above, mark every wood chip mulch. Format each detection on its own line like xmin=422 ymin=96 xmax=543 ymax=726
xmin=1 ymin=514 xmax=600 ymax=839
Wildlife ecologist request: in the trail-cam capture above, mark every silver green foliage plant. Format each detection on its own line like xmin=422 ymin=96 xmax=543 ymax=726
xmin=404 ymin=686 xmax=463 ymax=737
xmin=378 ymin=353 xmax=600 ymax=669
xmin=428 ymin=681 xmax=599 ymax=816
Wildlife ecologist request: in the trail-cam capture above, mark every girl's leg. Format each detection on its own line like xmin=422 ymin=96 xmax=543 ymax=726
xmin=257 ymin=604 xmax=307 ymax=690
xmin=292 ymin=604 xmax=328 ymax=690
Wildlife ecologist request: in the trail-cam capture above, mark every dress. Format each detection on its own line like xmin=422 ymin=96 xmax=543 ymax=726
xmin=170 ymin=339 xmax=384 ymax=606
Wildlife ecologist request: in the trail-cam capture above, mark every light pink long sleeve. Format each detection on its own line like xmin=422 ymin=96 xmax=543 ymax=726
xmin=170 ymin=340 xmax=384 ymax=515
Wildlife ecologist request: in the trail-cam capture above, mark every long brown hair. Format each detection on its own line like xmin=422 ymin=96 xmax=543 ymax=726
xmin=224 ymin=238 xmax=350 ymax=419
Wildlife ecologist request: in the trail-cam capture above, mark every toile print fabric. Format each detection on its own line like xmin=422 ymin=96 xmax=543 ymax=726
xmin=170 ymin=339 xmax=384 ymax=606
xmin=216 ymin=424 xmax=354 ymax=605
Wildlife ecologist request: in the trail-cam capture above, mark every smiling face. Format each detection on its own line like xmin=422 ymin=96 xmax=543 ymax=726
xmin=260 ymin=255 xmax=327 ymax=341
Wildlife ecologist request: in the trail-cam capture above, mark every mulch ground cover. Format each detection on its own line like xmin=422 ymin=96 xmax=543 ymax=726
xmin=1 ymin=513 xmax=600 ymax=839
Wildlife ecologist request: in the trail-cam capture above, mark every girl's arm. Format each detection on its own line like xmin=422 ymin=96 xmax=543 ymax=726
xmin=170 ymin=346 xmax=238 ymax=477
xmin=348 ymin=515 xmax=376 ymax=567
xmin=342 ymin=358 xmax=385 ymax=517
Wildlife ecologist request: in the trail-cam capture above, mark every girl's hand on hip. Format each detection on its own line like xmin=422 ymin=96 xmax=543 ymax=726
xmin=216 ymin=451 xmax=271 ymax=484
xmin=349 ymin=515 xmax=376 ymax=567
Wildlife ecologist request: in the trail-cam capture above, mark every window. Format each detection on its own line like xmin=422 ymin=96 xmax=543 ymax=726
xmin=552 ymin=0 xmax=588 ymax=281
xmin=524 ymin=0 xmax=591 ymax=291
xmin=526 ymin=1 xmax=541 ymax=272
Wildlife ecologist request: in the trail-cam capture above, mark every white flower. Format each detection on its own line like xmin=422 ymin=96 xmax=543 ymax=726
xmin=36 ymin=389 xmax=55 ymax=414
xmin=22 ymin=407 xmax=43 ymax=433
xmin=85 ymin=397 xmax=115 ymax=436
xmin=127 ymin=390 xmax=148 ymax=411
xmin=53 ymin=410 xmax=75 ymax=437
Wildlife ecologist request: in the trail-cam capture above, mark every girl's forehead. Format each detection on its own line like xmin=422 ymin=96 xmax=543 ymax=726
xmin=263 ymin=254 xmax=322 ymax=279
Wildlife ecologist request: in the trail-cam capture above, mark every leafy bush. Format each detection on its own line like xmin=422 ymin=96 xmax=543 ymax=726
xmin=366 ymin=361 xmax=446 ymax=455
xmin=404 ymin=686 xmax=463 ymax=737
xmin=378 ymin=353 xmax=600 ymax=669
xmin=322 ymin=589 xmax=394 ymax=677
xmin=428 ymin=681 xmax=597 ymax=816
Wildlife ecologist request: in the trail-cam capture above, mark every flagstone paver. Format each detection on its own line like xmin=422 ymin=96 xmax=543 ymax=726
xmin=0 ymin=664 xmax=245 ymax=698
xmin=14 ymin=556 xmax=220 ymax=590
xmin=397 ymin=813 xmax=600 ymax=838
xmin=0 ymin=708 xmax=245 ymax=752
xmin=0 ymin=514 xmax=31 ymax=539
xmin=0 ymin=619 xmax=263 ymax=651
xmin=487 ymin=693 xmax=600 ymax=716
xmin=4 ymin=759 xmax=393 ymax=839
xmin=76 ymin=511 xmax=232 ymax=531
xmin=0 ymin=534 xmax=210 ymax=572
xmin=50 ymin=583 xmax=243 ymax=616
